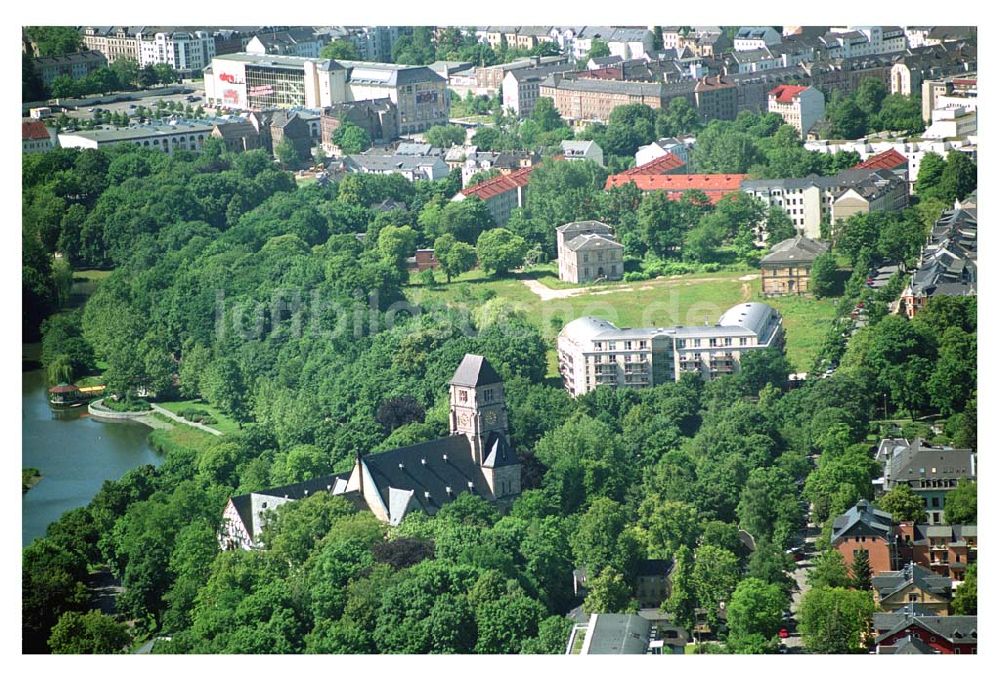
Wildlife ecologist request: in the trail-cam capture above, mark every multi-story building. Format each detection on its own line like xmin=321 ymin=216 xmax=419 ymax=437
xmin=343 ymin=153 xmax=449 ymax=181
xmin=557 ymin=302 xmax=783 ymax=396
xmin=759 ymin=236 xmax=830 ymax=296
xmin=82 ymin=26 xmax=142 ymax=64
xmin=560 ymin=140 xmax=604 ymax=166
xmin=245 ymin=27 xmax=324 ymax=59
xmin=607 ymin=27 xmax=655 ymax=61
xmin=342 ymin=26 xmax=408 ymax=63
xmin=899 ymin=207 xmax=976 ymax=317
xmin=137 ymin=30 xmax=216 ymax=75
xmin=539 ymin=75 xmax=669 ymax=123
xmin=607 ymin=171 xmax=747 ymax=205
xmin=556 ymin=221 xmax=624 ymax=283
xmin=205 ymin=54 xmax=448 ymax=134
xmin=209 ymin=119 xmax=262 ymax=153
xmin=694 ymin=75 xmax=738 ymax=121
xmin=58 ymin=121 xmax=216 ymax=154
xmin=571 ymin=26 xmax=616 ymax=61
xmin=451 ymin=166 xmax=532 ymax=227
xmin=22 ymin=119 xmax=54 ymax=153
xmin=873 ymin=612 xmax=977 ymax=654
xmin=878 ymin=437 xmax=976 ymax=524
xmin=767 ymin=84 xmax=825 ymax=139
xmin=32 ymin=50 xmax=107 ymax=87
xmin=921 ymin=75 xmax=977 ymax=123
xmin=872 ymin=563 xmax=953 ymax=614
xmin=476 ymin=54 xmax=571 ymax=91
xmin=742 ymin=168 xmax=908 ymax=239
xmin=733 ymin=27 xmax=782 ymax=51
xmin=635 ymin=139 xmax=690 ymax=168
xmin=897 ymin=523 xmax=977 ymax=583
xmin=320 ymin=98 xmax=398 ymax=149
xmin=220 ymin=354 xmax=520 ymax=548
xmin=502 ymin=62 xmax=577 ymax=118
xmin=831 ymin=500 xmax=901 ymax=573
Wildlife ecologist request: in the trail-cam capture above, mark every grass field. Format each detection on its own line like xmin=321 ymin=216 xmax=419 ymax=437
xmin=149 ymin=423 xmax=219 ymax=456
xmin=406 ymin=265 xmax=835 ymax=375
xmin=156 ymin=399 xmax=242 ymax=435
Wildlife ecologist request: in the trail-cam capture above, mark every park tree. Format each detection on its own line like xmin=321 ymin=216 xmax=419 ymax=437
xmin=275 ymin=138 xmax=300 ymax=169
xmin=877 ymin=484 xmax=926 ymax=523
xmin=530 ymin=97 xmax=564 ymax=132
xmin=952 ymin=562 xmax=976 ymax=615
xmin=939 ymin=151 xmax=977 ymax=203
xmin=569 ymin=498 xmax=640 ymax=579
xmin=320 ymin=39 xmax=360 ymax=60
xmin=476 ymin=228 xmax=528 ymax=276
xmin=850 ymin=550 xmax=872 ymax=591
xmin=806 ymin=549 xmax=852 ymax=590
xmin=582 ymin=569 xmax=632 ymax=614
xmin=48 ymin=610 xmax=131 ymax=654
xmin=376 ymin=224 xmax=418 ymax=268
xmin=828 ymin=98 xmax=867 ymax=139
xmin=433 ymin=233 xmax=477 ymax=282
xmin=26 ymin=26 xmax=83 ymax=56
xmin=854 ymin=78 xmax=888 ymax=119
xmin=331 ymin=123 xmax=372 ymax=154
xmin=810 ymin=253 xmax=839 ymax=298
xmin=726 ymin=578 xmax=785 ymax=649
xmin=737 ymin=466 xmax=801 ymax=545
xmin=765 ymin=206 xmax=796 ymax=246
xmin=200 ymin=356 xmax=248 ymax=421
xmin=425 ymin=124 xmax=467 ymax=148
xmin=798 ymin=586 xmax=874 ymax=653
xmin=915 ymin=152 xmax=946 ymax=198
xmin=663 ymin=545 xmax=697 ymax=631
xmin=944 ymin=479 xmax=976 ymax=524
xmin=655 ymin=96 xmax=700 ymax=138
xmin=637 ymin=498 xmax=699 ymax=560
xmin=692 ymin=544 xmax=740 ymax=626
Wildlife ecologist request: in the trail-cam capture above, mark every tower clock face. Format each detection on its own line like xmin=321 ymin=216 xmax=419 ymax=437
xmin=485 ymin=410 xmax=498 ymax=425
xmin=459 ymin=412 xmax=471 ymax=427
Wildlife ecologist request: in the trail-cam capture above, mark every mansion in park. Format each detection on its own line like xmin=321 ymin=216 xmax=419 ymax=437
xmin=220 ymin=354 xmax=521 ymax=549
xmin=557 ymin=302 xmax=783 ymax=396
xmin=556 ymin=221 xmax=625 ymax=284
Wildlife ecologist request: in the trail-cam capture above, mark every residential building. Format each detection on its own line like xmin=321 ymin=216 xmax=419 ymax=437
xmin=343 ymin=153 xmax=449 ymax=181
xmin=405 ymin=249 xmax=439 ymax=272
xmin=741 ymin=168 xmax=908 ymax=239
xmin=538 ymin=74 xmax=668 ymax=123
xmin=137 ymin=30 xmax=215 ymax=74
xmin=607 ymin=27 xmax=655 ymax=61
xmin=209 ymin=119 xmax=262 ymax=153
xmin=768 ymin=84 xmax=825 ymax=139
xmin=269 ymin=110 xmax=314 ymax=160
xmin=557 ymin=302 xmax=784 ymax=396
xmin=475 ymin=54 xmax=571 ymax=91
xmin=873 ymin=563 xmax=953 ymax=614
xmin=451 ymin=166 xmax=532 ymax=227
xmin=921 ymin=75 xmax=977 ymax=123
xmin=220 ymin=354 xmax=520 ymax=548
xmin=635 ymin=140 xmax=690 ymax=168
xmin=759 ymin=236 xmax=830 ymax=296
xmin=571 ymin=26 xmax=616 ymax=61
xmin=22 ymin=119 xmax=54 ymax=153
xmin=694 ymin=75 xmax=738 ymax=121
xmin=635 ymin=560 xmax=674 ymax=609
xmin=853 ymin=149 xmax=909 ymax=179
xmin=899 ymin=206 xmax=976 ymax=318
xmin=568 ymin=614 xmax=654 ymax=655
xmin=502 ymin=62 xmax=576 ymax=118
xmin=58 ymin=121 xmax=216 ymax=154
xmin=343 ymin=26 xmax=408 ymax=63
xmin=32 ymin=50 xmax=108 ymax=87
xmin=923 ymin=106 xmax=976 ymax=139
xmin=905 ymin=26 xmax=976 ymax=49
xmin=874 ymin=612 xmax=977 ymax=654
xmin=877 ymin=438 xmax=976 ymax=524
xmin=82 ymin=26 xmax=142 ymax=64
xmin=897 ymin=523 xmax=977 ymax=583
xmin=560 ymin=140 xmax=604 ymax=166
xmin=338 ymin=60 xmax=450 ymax=134
xmin=457 ymin=149 xmax=538 ymax=186
xmin=831 ymin=500 xmax=900 ymax=573
xmin=733 ymin=27 xmax=782 ymax=51
xmin=556 ymin=221 xmax=624 ymax=284
xmin=320 ymin=98 xmax=399 ymax=151
xmin=245 ymin=28 xmax=324 ymax=59
xmin=606 ymin=172 xmax=748 ymax=205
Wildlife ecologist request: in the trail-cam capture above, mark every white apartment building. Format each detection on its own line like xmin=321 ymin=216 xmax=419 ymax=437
xmin=768 ymin=84 xmax=825 ymax=139
xmin=733 ymin=27 xmax=782 ymax=51
xmin=635 ymin=137 xmax=692 ymax=167
xmin=557 ymin=302 xmax=784 ymax=396
xmin=560 ymin=140 xmax=604 ymax=166
xmin=502 ymin=62 xmax=576 ymax=118
xmin=923 ymin=106 xmax=977 ymax=139
xmin=138 ymin=30 xmax=215 ymax=74
xmin=607 ymin=27 xmax=655 ymax=61
xmin=825 ymin=26 xmax=907 ymax=58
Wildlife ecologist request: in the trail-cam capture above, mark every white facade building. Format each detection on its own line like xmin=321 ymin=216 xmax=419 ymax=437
xmin=768 ymin=84 xmax=825 ymax=139
xmin=635 ymin=137 xmax=691 ymax=167
xmin=733 ymin=27 xmax=782 ymax=51
xmin=561 ymin=140 xmax=604 ymax=166
xmin=557 ymin=302 xmax=784 ymax=396
xmin=58 ymin=122 xmax=216 ymax=154
xmin=138 ymin=30 xmax=215 ymax=74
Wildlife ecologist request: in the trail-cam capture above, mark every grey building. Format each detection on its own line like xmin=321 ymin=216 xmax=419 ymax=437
xmin=900 ymin=207 xmax=976 ymax=317
xmin=556 ymin=221 xmax=622 ymax=283
xmin=877 ymin=437 xmax=976 ymax=524
xmin=33 ymin=50 xmax=108 ymax=87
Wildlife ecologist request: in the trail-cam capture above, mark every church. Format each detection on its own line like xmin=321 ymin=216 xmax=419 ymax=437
xmin=219 ymin=354 xmax=522 ymax=550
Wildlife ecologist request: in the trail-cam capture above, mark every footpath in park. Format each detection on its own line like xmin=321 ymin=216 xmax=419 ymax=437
xmin=148 ymin=403 xmax=224 ymax=436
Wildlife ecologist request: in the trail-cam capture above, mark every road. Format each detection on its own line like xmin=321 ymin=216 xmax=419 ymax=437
xmin=783 ymin=521 xmax=820 ymax=653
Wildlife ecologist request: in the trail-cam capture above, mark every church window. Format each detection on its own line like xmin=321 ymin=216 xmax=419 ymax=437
xmin=484 ymin=389 xmax=494 ymax=403
xmin=459 ymin=390 xmax=468 ymax=402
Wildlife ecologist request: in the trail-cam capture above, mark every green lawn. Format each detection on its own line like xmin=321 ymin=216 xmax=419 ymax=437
xmin=156 ymin=399 xmax=242 ymax=435
xmin=406 ymin=266 xmax=835 ymax=376
xmin=149 ymin=424 xmax=219 ymax=456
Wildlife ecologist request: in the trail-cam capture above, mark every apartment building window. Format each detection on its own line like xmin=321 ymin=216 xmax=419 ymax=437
xmin=739 ymin=338 xmax=748 ymax=346
xmin=709 ymin=338 xmax=718 ymax=347
xmin=625 ymin=341 xmax=632 ymax=350
xmin=639 ymin=341 xmax=647 ymax=349
xmin=724 ymin=338 xmax=732 ymax=346
xmin=676 ymin=339 xmax=685 ymax=348
xmin=693 ymin=339 xmax=701 ymax=347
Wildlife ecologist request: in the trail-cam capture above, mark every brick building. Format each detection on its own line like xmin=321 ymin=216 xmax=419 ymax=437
xmin=831 ymin=500 xmax=900 ymax=573
xmin=451 ymin=166 xmax=532 ymax=227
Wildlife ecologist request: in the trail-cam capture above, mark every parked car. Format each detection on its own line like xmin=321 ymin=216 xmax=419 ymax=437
xmin=778 ymin=627 xmax=790 ymax=639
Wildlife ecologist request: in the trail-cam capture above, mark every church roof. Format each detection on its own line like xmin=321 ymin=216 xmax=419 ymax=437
xmin=449 ymin=354 xmax=502 ymax=387
xmin=482 ymin=432 xmax=518 ymax=468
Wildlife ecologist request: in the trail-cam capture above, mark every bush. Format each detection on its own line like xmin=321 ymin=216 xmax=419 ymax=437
xmin=178 ymin=407 xmax=217 ymax=425
xmin=101 ymin=397 xmax=151 ymax=412
xmin=623 ymin=271 xmax=650 ymax=282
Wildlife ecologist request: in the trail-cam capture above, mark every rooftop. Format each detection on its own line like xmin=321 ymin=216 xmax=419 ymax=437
xmin=605 ymin=173 xmax=748 ymax=203
xmin=769 ymin=84 xmax=811 ymax=103
xmin=760 ymin=236 xmax=830 ymax=265
xmin=458 ymin=166 xmax=533 ymax=200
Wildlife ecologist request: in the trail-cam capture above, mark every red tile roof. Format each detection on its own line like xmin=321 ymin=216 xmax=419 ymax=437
xmin=855 ymin=149 xmax=908 ymax=171
xmin=461 ymin=166 xmax=534 ymax=200
xmin=604 ymin=173 xmax=748 ymax=204
xmin=22 ymin=119 xmax=50 ymax=141
xmin=609 ymin=152 xmax=686 ymax=183
xmin=769 ymin=84 xmax=809 ymax=103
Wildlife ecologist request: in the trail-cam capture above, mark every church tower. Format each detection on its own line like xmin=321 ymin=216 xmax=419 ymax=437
xmin=449 ymin=354 xmax=520 ymax=500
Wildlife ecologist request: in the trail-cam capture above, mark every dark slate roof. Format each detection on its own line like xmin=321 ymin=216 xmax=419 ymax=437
xmin=585 ymin=614 xmax=652 ymax=654
xmin=887 ymin=634 xmax=936 ymax=654
xmin=362 ymin=434 xmax=492 ymax=514
xmin=873 ymin=563 xmax=953 ymax=600
xmin=482 ymin=432 xmax=518 ymax=468
xmin=565 ymin=232 xmax=624 ymax=252
xmin=876 ymin=614 xmax=978 ymax=645
xmin=760 ymin=236 xmax=829 ymax=265
xmin=636 ymin=559 xmax=674 ymax=577
xmin=831 ymin=500 xmax=894 ymax=544
xmin=449 ymin=354 xmax=502 ymax=387
xmin=884 ymin=438 xmax=976 ymax=486
xmin=230 ymin=470 xmax=354 ymax=534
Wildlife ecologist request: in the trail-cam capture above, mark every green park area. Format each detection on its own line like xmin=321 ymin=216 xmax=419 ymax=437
xmin=155 ymin=399 xmax=242 ymax=436
xmin=405 ymin=264 xmax=837 ymax=376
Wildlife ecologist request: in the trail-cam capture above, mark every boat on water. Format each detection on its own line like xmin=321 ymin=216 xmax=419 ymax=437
xmin=48 ymin=383 xmax=106 ymax=408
